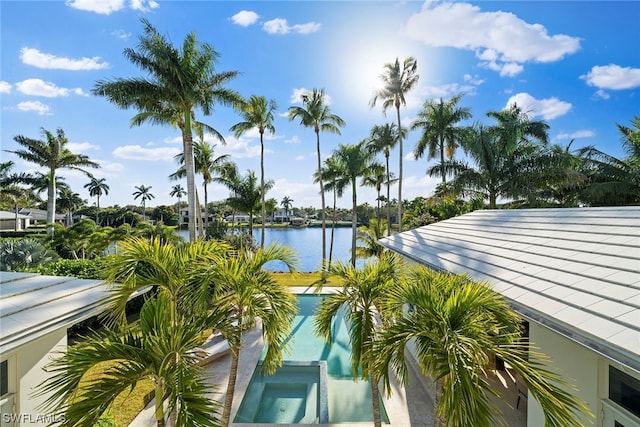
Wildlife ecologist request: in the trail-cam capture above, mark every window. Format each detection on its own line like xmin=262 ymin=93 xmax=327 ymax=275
xmin=609 ymin=366 xmax=640 ymax=418
xmin=0 ymin=360 xmax=7 ymax=396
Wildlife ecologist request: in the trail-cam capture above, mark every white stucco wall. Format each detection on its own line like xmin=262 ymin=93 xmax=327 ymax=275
xmin=16 ymin=328 xmax=67 ymax=426
xmin=528 ymin=322 xmax=600 ymax=426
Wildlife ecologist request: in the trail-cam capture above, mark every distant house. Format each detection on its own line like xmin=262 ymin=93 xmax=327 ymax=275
xmin=0 ymin=211 xmax=31 ymax=231
xmin=0 ymin=272 xmax=146 ymax=426
xmin=224 ymin=213 xmax=251 ymax=223
xmin=380 ymin=207 xmax=640 ymax=427
xmin=17 ymin=208 xmax=65 ymax=224
xmin=178 ymin=208 xmax=214 ymax=227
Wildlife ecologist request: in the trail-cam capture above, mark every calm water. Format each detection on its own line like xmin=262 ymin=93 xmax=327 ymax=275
xmin=180 ymin=226 xmax=358 ymax=272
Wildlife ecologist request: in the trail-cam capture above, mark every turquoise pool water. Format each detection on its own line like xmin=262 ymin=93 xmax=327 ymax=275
xmin=234 ymin=294 xmax=389 ymax=424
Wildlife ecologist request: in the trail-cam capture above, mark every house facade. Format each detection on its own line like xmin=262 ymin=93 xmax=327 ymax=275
xmin=0 ymin=272 xmax=143 ymax=426
xmin=379 ymin=207 xmax=639 ymax=426
xmin=0 ymin=212 xmax=31 ymax=231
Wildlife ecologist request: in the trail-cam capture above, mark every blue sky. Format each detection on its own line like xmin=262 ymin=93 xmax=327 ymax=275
xmin=2 ymin=0 xmax=639 ymax=210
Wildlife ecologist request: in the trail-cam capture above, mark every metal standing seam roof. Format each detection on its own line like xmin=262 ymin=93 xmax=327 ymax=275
xmin=0 ymin=271 xmax=133 ymax=355
xmin=378 ymin=206 xmax=640 ymax=373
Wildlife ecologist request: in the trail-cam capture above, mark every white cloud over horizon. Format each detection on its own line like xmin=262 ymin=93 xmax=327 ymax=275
xmin=263 ymin=18 xmax=321 ymax=35
xmin=21 ymin=47 xmax=109 ymax=70
xmin=556 ymin=129 xmax=595 ymax=140
xmin=16 ymin=78 xmax=84 ymax=97
xmin=505 ymin=92 xmax=572 ymax=120
xmin=66 ymin=0 xmax=158 ymax=15
xmin=16 ymin=101 xmax=51 ymax=115
xmin=581 ymin=64 xmax=640 ymax=90
xmin=404 ymin=1 xmax=580 ymax=77
xmin=231 ymin=10 xmax=259 ymax=27
xmin=0 ymin=81 xmax=11 ymax=93
xmin=113 ymin=145 xmax=180 ymax=161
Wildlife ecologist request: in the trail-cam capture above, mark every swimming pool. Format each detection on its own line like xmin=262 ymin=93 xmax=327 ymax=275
xmin=234 ymin=294 xmax=389 ymax=424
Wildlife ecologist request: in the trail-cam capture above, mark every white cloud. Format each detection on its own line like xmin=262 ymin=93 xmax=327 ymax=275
xmin=581 ymin=64 xmax=640 ymax=90
xmin=68 ymin=142 xmax=100 ymax=152
xmin=295 ymin=155 xmax=305 ymax=161
xmin=291 ymin=22 xmax=322 ymax=34
xmin=66 ymin=0 xmax=157 ymax=14
xmin=16 ymin=101 xmax=51 ymax=115
xmin=593 ymin=89 xmax=610 ymax=100
xmin=112 ymin=29 xmax=131 ymax=40
xmin=16 ymin=79 xmax=82 ymax=98
xmin=232 ymin=10 xmax=259 ymax=26
xmin=0 ymin=81 xmax=11 ymax=93
xmin=21 ymin=47 xmax=109 ymax=70
xmin=557 ymin=130 xmax=594 ymax=140
xmin=404 ymin=1 xmax=580 ymax=76
xmin=263 ymin=18 xmax=321 ymax=35
xmin=129 ymin=0 xmax=158 ymax=12
xmin=420 ymin=77 xmax=484 ymax=99
xmin=289 ymin=87 xmax=332 ymax=105
xmin=216 ymin=135 xmax=263 ymax=159
xmin=113 ymin=145 xmax=180 ymax=161
xmin=505 ymin=92 xmax=572 ymax=120
xmin=285 ymin=136 xmax=301 ymax=144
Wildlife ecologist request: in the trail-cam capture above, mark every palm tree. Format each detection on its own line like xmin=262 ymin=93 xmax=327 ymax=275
xmin=370 ymin=57 xmax=419 ymax=232
xmin=443 ymin=123 xmax=555 ymax=208
xmin=0 ymin=161 xmax=36 ymax=231
xmin=367 ymin=123 xmax=406 ymax=236
xmin=5 ymin=127 xmax=99 ymax=236
xmin=288 ymin=88 xmax=346 ymax=262
xmin=576 ymin=116 xmax=640 ymax=205
xmin=280 ymin=196 xmax=294 ymax=220
xmin=38 ymin=295 xmax=222 ymax=427
xmin=355 ymin=218 xmax=387 ymax=259
xmin=331 ymin=142 xmax=375 ymax=266
xmin=57 ymin=188 xmax=85 ymax=226
xmin=202 ymin=244 xmax=299 ymax=427
xmin=315 ymin=254 xmax=405 ymax=427
xmin=315 ymin=155 xmax=347 ymax=268
xmin=84 ymin=176 xmax=109 ymax=225
xmin=230 ymin=95 xmax=278 ymax=248
xmin=225 ymin=170 xmax=273 ymax=236
xmin=412 ymin=94 xmax=472 ymax=183
xmin=93 ymin=18 xmax=242 ymax=243
xmin=361 ymin=162 xmax=386 ymax=224
xmin=374 ymin=267 xmax=592 ymax=427
xmin=133 ymin=184 xmax=155 ymax=221
xmin=487 ymin=103 xmax=550 ymax=150
xmin=172 ymin=140 xmax=230 ymax=237
xmin=170 ymin=184 xmax=187 ymax=227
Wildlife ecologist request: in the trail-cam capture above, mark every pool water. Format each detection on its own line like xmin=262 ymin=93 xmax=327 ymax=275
xmin=234 ymin=294 xmax=389 ymax=424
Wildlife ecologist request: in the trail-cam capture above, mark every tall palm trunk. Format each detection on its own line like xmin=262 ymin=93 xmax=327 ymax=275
xmin=182 ymin=118 xmax=197 ymax=242
xmin=47 ymin=172 xmax=56 ymax=237
xmin=315 ymin=129 xmax=327 ymax=261
xmin=328 ymin=188 xmax=337 ymax=269
xmin=154 ymin=381 xmax=166 ymax=427
xmin=260 ymin=132 xmax=266 ymax=249
xmin=221 ymin=351 xmax=239 ymax=427
xmin=350 ymin=180 xmax=357 ymax=267
xmin=203 ymin=181 xmax=209 ymax=237
xmin=434 ymin=378 xmax=446 ymax=427
xmin=371 ymin=373 xmax=382 ymax=427
xmin=385 ymin=153 xmax=392 ymax=237
xmin=395 ymin=105 xmax=403 ymax=232
xmin=96 ymin=195 xmax=100 ymax=225
xmin=440 ymin=135 xmax=446 ymax=183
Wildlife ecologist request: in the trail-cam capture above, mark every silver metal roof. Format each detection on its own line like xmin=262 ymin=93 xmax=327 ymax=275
xmin=1 ymin=272 xmax=117 ymax=354
xmin=379 ymin=206 xmax=640 ymax=373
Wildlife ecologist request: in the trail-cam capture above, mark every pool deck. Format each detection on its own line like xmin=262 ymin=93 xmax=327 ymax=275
xmin=129 ymin=286 xmax=527 ymax=426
